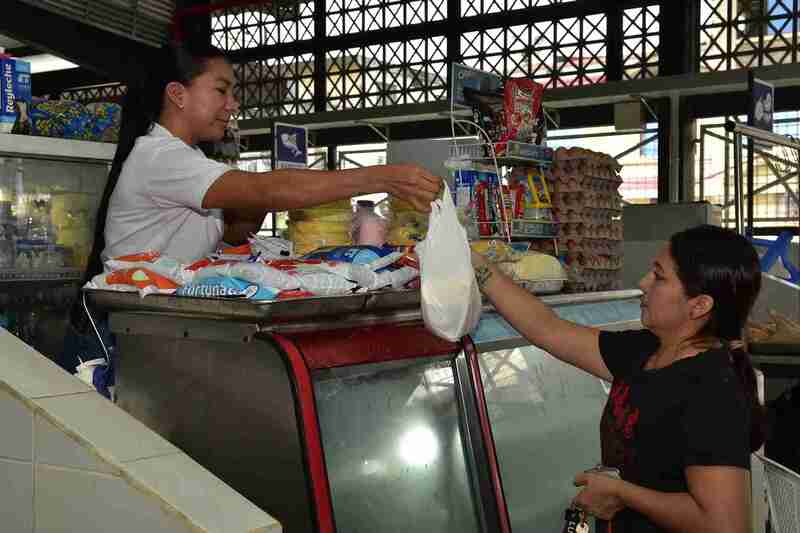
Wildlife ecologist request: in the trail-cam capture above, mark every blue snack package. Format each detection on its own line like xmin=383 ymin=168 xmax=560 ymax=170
xmin=29 ymin=99 xmax=93 ymax=140
xmin=176 ymin=276 xmax=278 ymax=300
xmin=302 ymin=244 xmax=398 ymax=265
xmin=85 ymin=102 xmax=122 ymax=143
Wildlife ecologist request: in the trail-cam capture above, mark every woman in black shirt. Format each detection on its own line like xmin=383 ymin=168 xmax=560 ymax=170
xmin=471 ymin=224 xmax=765 ymax=533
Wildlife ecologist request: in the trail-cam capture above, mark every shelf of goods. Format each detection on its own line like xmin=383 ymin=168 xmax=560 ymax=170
xmin=449 ymin=141 xmax=557 ymax=242
xmin=547 ymin=150 xmax=624 ymax=293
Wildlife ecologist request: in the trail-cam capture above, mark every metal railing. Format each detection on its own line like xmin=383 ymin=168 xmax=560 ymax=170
xmin=698 ymin=119 xmax=800 ymax=235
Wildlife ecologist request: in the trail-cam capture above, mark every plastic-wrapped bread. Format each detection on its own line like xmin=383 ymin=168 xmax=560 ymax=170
xmin=498 ymin=251 xmax=567 ymax=281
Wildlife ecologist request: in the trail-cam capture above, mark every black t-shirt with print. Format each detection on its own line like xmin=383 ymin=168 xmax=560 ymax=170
xmin=595 ymin=329 xmax=751 ymax=533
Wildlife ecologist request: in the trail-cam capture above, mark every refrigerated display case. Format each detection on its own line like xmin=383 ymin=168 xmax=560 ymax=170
xmin=0 ymin=134 xmax=113 ymax=356
xmin=89 ymin=288 xmax=642 ymax=533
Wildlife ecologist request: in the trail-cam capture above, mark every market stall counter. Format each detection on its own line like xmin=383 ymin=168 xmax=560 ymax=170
xmin=88 ymin=288 xmax=642 ymax=533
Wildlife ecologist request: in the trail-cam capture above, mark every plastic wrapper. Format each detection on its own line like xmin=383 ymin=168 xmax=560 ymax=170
xmin=249 ymin=235 xmax=293 ymax=259
xmin=195 ymin=259 xmax=357 ymax=296
xmin=84 ymin=102 xmax=122 ymax=143
xmin=87 ymin=267 xmax=180 ymax=298
xmin=302 ymin=244 xmax=399 ymax=264
xmin=29 ymin=100 xmax=93 ymax=141
xmin=503 ymin=78 xmax=545 ymax=144
xmin=349 ymin=265 xmax=418 ymax=290
xmin=192 ymin=262 xmax=300 ymax=291
xmin=104 ymin=250 xmax=194 ymax=285
xmin=176 ymin=276 xmax=278 ymax=300
xmin=287 ymin=200 xmax=353 ymax=255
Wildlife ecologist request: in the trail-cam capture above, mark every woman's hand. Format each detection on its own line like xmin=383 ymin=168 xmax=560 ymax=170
xmin=382 ymin=164 xmax=442 ymax=212
xmin=471 ymin=249 xmax=488 ymax=269
xmin=573 ymin=472 xmax=626 ymax=521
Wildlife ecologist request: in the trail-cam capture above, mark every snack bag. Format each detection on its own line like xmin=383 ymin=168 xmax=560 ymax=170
xmin=85 ymin=267 xmax=180 ymax=297
xmin=104 ymin=251 xmax=192 ymax=285
xmin=503 ymin=78 xmax=545 ymax=144
xmin=176 ymin=276 xmax=278 ymax=300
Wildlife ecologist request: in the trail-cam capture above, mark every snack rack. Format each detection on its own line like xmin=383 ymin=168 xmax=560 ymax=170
xmin=447 ymin=139 xmax=558 ymax=249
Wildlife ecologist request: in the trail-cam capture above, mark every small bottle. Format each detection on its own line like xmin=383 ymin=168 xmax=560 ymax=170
xmin=352 ymin=199 xmax=387 ymax=247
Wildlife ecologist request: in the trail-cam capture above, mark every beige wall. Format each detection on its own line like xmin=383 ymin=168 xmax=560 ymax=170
xmin=0 ymin=329 xmax=280 ymax=533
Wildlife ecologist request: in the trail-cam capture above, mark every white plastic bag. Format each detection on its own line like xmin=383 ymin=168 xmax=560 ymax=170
xmin=416 ymin=181 xmax=482 ymax=341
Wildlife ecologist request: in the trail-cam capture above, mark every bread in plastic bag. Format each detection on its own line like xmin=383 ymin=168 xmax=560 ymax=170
xmin=416 ymin=181 xmax=482 ymax=341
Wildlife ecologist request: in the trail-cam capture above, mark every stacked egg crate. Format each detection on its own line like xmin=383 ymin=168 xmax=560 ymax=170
xmin=546 ymin=148 xmax=624 ymax=293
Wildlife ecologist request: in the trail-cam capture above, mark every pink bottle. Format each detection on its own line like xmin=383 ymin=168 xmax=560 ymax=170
xmin=352 ymin=200 xmax=387 ymax=246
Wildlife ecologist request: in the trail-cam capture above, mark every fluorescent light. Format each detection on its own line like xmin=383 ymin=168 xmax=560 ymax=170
xmin=19 ymin=54 xmax=78 ymax=74
xmin=398 ymin=425 xmax=439 ymax=466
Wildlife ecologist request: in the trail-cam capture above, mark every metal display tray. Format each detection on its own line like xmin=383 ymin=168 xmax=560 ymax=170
xmin=86 ymin=288 xmax=423 ymax=323
xmin=86 ymin=288 xmax=642 ymax=324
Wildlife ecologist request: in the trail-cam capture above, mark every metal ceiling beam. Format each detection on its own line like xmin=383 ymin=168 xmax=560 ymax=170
xmin=31 ymin=68 xmax=114 ymax=97
xmin=0 ymin=0 xmax=155 ymax=81
xmin=541 ymin=64 xmax=800 ymax=108
xmin=4 ymin=46 xmax=40 ymax=58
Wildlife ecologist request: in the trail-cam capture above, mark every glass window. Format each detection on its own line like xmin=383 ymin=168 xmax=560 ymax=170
xmin=313 ymin=357 xmax=483 ymax=533
xmin=461 ymin=0 xmax=575 ymax=18
xmin=639 ymin=130 xmax=658 ymax=159
xmin=326 ymin=0 xmax=447 ymax=37
xmin=233 ymin=56 xmax=315 ymax=120
xmin=622 ymin=5 xmax=660 ymax=80
xmin=548 ymin=125 xmax=658 ymax=204
xmin=211 ymin=3 xmax=315 ymax=51
xmin=478 ymin=344 xmax=606 ymax=532
xmin=461 ymin=15 xmax=607 ymax=88
xmin=337 ymin=143 xmax=388 ymax=205
xmin=700 ymin=0 xmax=800 ymax=72
xmin=695 ymin=113 xmax=800 ymax=231
xmin=325 ymin=38 xmax=447 ymax=111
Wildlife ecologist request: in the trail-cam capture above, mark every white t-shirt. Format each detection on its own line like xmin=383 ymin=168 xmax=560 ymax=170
xmin=103 ymin=123 xmax=231 ymax=263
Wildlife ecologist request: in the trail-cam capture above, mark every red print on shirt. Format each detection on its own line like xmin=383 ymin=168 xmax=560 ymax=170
xmin=601 ymin=380 xmax=640 ymax=476
xmin=610 ymin=382 xmax=640 ymax=439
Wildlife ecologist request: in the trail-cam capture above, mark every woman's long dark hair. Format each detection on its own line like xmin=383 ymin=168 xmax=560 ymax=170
xmin=670 ymin=224 xmax=766 ymax=451
xmin=71 ymin=41 xmax=226 ymax=331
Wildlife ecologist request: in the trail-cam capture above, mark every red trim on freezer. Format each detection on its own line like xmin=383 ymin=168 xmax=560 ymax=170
xmin=272 ymin=334 xmax=335 ymax=533
xmin=285 ymin=323 xmax=458 ymax=370
xmin=464 ymin=336 xmax=512 ymax=533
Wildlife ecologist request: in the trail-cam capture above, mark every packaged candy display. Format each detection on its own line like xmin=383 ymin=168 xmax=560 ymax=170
xmin=548 ymin=148 xmax=624 ymax=292
xmin=455 ymin=163 xmax=557 ymax=240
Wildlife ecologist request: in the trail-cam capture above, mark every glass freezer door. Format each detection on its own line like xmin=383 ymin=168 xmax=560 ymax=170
xmin=313 ymin=356 xmax=487 ymax=533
